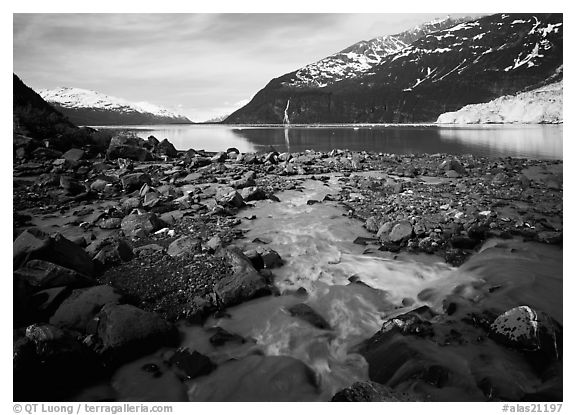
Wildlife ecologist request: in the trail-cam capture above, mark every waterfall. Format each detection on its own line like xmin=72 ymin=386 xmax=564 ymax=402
xmin=283 ymin=99 xmax=290 ymax=125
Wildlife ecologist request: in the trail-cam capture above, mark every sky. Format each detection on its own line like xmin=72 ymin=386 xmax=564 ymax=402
xmin=14 ymin=13 xmax=478 ymax=122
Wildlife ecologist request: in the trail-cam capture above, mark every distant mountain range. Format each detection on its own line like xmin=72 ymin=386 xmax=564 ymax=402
xmin=226 ymin=13 xmax=563 ymax=124
xmin=38 ymin=87 xmax=192 ymax=125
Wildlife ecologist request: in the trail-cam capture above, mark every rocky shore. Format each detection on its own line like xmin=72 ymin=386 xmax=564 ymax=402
xmin=13 ymin=132 xmax=563 ymax=401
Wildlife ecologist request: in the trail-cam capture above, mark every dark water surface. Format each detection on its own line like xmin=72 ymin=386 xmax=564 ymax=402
xmin=93 ymin=124 xmax=563 ymax=160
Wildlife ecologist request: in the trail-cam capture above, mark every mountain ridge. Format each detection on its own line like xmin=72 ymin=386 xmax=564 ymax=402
xmin=38 ymin=87 xmax=192 ymax=126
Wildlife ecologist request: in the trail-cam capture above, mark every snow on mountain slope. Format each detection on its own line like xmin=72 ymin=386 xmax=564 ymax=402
xmin=436 ymin=81 xmax=562 ymax=124
xmin=38 ymin=87 xmax=191 ymax=124
xmin=285 ymin=16 xmax=467 ymax=88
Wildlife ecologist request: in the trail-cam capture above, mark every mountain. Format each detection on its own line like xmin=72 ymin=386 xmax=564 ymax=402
xmin=226 ymin=13 xmax=563 ymax=124
xmin=13 ymin=74 xmax=77 ymax=139
xmin=38 ymin=87 xmax=192 ymax=126
xmin=437 ymin=78 xmax=563 ymax=124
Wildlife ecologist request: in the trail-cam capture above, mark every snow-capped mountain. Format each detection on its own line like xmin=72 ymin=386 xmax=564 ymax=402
xmin=226 ymin=13 xmax=562 ymax=124
xmin=436 ymin=79 xmax=563 ymax=124
xmin=287 ymin=16 xmax=468 ymax=88
xmin=38 ymin=87 xmax=192 ymax=125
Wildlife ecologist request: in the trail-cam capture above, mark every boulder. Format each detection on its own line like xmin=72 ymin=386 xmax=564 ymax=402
xmin=98 ymin=217 xmax=122 ymax=229
xmin=121 ymin=212 xmax=165 ymax=238
xmin=439 ymin=159 xmax=467 ymax=175
xmin=96 ymin=304 xmax=178 ymax=362
xmin=490 ymin=306 xmax=561 ymax=358
xmin=106 ymin=134 xmax=153 ymax=161
xmin=93 ymin=239 xmax=133 ymax=270
xmin=13 ymin=229 xmax=96 ymax=277
xmin=388 ymin=221 xmax=413 ymax=243
xmin=167 ymin=236 xmax=201 ymax=257
xmin=49 ymin=285 xmax=125 ymax=332
xmin=214 ymin=248 xmax=270 ymax=307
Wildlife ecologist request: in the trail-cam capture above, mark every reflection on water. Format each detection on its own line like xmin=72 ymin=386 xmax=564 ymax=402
xmin=94 ymin=124 xmax=562 ymax=160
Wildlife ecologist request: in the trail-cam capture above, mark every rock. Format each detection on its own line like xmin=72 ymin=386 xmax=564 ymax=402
xmin=387 ymin=221 xmax=413 ymax=243
xmin=240 ymin=186 xmax=267 ymax=202
xmin=490 ymin=306 xmax=561 ymax=357
xmin=121 ymin=212 xmax=165 ymax=238
xmin=445 ymin=170 xmax=460 ymax=178
xmin=231 ymin=175 xmax=256 ymax=189
xmin=450 ymin=236 xmax=479 ymax=250
xmin=49 ymin=285 xmax=125 ymax=332
xmin=537 ymin=231 xmax=562 ymax=245
xmin=205 ymin=236 xmax=222 ymax=253
xmin=93 ymin=239 xmax=133 ymax=270
xmin=147 ymin=135 xmax=160 ymax=147
xmin=215 ymin=187 xmax=244 ymax=208
xmin=30 ymin=286 xmax=71 ymax=320
xmin=208 ymin=327 xmax=246 ymax=347
xmin=99 ymin=217 xmax=122 ymax=229
xmin=14 ymin=260 xmax=93 ymax=291
xmin=214 ymin=248 xmax=270 ymax=307
xmin=376 ymin=222 xmax=394 ymax=241
xmin=121 ymin=173 xmax=151 ymax=192
xmin=167 ymin=348 xmax=215 ymax=380
xmin=90 ymin=179 xmax=110 ymax=193
xmin=133 ymin=244 xmax=165 ymax=256
xmin=287 ymin=303 xmax=331 ymax=330
xmin=13 ymin=229 xmax=96 ymax=277
xmin=106 ymin=134 xmax=153 ymax=161
xmin=185 ymin=296 xmax=216 ymax=323
xmin=121 ymin=197 xmax=141 ymax=211
xmin=364 ymin=216 xmax=382 ymax=233
xmin=492 ymin=172 xmax=509 ymax=185
xmin=211 ymin=152 xmax=227 ymax=163
xmin=61 ymin=148 xmax=85 ymax=162
xmin=439 ymin=159 xmax=467 ymax=175
xmin=167 ymin=236 xmax=201 ymax=257
xmin=332 ymin=381 xmax=419 ymax=401
xmin=260 ymin=248 xmax=283 ymax=269
xmin=142 ymin=191 xmax=160 ymax=207
xmin=156 ymin=139 xmax=178 ymax=158
xmin=96 ymin=304 xmax=178 ymax=362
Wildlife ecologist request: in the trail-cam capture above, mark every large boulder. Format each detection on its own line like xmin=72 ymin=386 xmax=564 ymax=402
xmin=49 ymin=285 xmax=125 ymax=332
xmin=215 ymin=187 xmax=244 ymax=208
xmin=121 ymin=212 xmax=165 ymax=238
xmin=156 ymin=139 xmax=178 ymax=158
xmin=95 ymin=304 xmax=178 ymax=362
xmin=13 ymin=229 xmax=96 ymax=277
xmin=106 ymin=134 xmax=153 ymax=161
xmin=214 ymin=248 xmax=270 ymax=307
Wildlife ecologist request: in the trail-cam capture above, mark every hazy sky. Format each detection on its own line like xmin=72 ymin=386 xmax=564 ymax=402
xmin=14 ymin=13 xmax=478 ymax=121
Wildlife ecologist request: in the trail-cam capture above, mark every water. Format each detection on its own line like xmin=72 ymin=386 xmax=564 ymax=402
xmin=109 ymin=174 xmax=561 ymax=401
xmin=93 ymin=124 xmax=563 ymax=159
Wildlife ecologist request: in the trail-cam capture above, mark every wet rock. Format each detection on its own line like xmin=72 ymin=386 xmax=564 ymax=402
xmin=450 ymin=236 xmax=479 ymax=250
xmin=260 ymin=248 xmax=283 ymax=269
xmin=167 ymin=236 xmax=201 ymax=257
xmin=30 ymin=286 xmax=72 ymax=320
xmin=14 ymin=260 xmax=94 ymax=291
xmin=121 ymin=173 xmax=151 ymax=192
xmin=490 ymin=306 xmax=561 ymax=358
xmin=96 ymin=304 xmax=178 ymax=363
xmin=49 ymin=285 xmax=125 ymax=332
xmin=208 ymin=327 xmax=246 ymax=347
xmin=214 ymin=248 xmax=270 ymax=307
xmin=167 ymin=348 xmax=215 ymax=380
xmin=185 ymin=296 xmax=216 ymax=323
xmin=332 ymin=381 xmax=419 ymax=401
xmin=287 ymin=303 xmax=331 ymax=330
xmin=537 ymin=231 xmax=562 ymax=245
xmin=121 ymin=212 xmax=165 ymax=238
xmin=14 ymin=229 xmax=96 ymax=277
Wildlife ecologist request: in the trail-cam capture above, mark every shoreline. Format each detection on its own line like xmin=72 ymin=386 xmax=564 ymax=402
xmin=13 ymin=135 xmax=563 ymax=401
